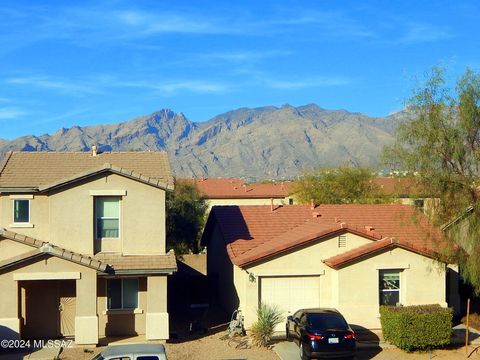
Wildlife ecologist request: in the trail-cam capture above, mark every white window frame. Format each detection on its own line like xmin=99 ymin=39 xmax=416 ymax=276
xmin=106 ymin=278 xmax=139 ymax=310
xmin=95 ymin=196 xmax=121 ymax=240
xmin=12 ymin=199 xmax=31 ymax=224
xmin=379 ymin=270 xmax=401 ymax=306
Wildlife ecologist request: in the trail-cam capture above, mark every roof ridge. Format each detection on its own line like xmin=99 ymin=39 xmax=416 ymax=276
xmin=0 ymin=151 xmax=13 ymax=177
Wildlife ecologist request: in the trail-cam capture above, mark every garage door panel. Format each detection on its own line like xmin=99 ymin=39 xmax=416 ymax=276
xmin=260 ymin=276 xmax=320 ymax=330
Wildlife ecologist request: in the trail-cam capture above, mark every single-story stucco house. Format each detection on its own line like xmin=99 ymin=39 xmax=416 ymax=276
xmin=202 ymin=203 xmax=460 ymax=330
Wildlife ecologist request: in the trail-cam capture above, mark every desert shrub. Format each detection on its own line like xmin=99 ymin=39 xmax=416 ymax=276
xmin=380 ymin=304 xmax=453 ymax=351
xmin=249 ymin=302 xmax=284 ymax=347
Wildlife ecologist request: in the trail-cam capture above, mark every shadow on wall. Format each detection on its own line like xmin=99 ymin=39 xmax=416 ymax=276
xmin=98 ymin=280 xmax=145 ymax=337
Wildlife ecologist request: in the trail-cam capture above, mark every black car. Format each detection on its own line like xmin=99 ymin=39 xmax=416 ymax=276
xmin=286 ymin=308 xmax=356 ymax=359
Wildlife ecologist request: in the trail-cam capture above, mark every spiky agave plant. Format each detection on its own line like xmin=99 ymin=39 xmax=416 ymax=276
xmin=250 ymin=302 xmax=284 ymax=347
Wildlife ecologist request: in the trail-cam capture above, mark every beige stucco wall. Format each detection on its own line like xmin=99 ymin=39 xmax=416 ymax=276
xmin=0 ymin=195 xmax=50 ymax=240
xmin=0 ymin=255 xmax=98 ymax=344
xmin=0 ymin=239 xmax=34 ymax=262
xmin=209 ymin=227 xmax=449 ymax=330
xmin=206 ymin=225 xmax=239 ymax=313
xmin=97 ymin=277 xmax=147 ymax=337
xmin=1 ymin=173 xmax=166 ymax=256
xmin=337 ymin=248 xmax=447 ymax=329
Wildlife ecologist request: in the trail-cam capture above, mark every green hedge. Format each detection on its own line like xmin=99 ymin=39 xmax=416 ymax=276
xmin=380 ymin=304 xmax=453 ymax=351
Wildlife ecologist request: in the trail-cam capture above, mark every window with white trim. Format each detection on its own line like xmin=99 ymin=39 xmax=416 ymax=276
xmin=13 ymin=199 xmax=30 ymax=223
xmin=107 ymin=278 xmax=138 ymax=309
xmin=95 ymin=197 xmax=120 ymax=239
xmin=379 ymin=270 xmax=400 ymax=306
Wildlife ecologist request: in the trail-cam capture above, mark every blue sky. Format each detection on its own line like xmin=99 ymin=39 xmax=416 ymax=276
xmin=0 ymin=0 xmax=479 ymax=139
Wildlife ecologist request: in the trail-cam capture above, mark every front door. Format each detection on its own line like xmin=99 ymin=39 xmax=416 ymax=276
xmin=59 ymin=280 xmax=76 ymax=337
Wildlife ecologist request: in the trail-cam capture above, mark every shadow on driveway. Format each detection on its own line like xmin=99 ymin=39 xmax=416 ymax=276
xmin=274 ymin=341 xmax=382 ymax=360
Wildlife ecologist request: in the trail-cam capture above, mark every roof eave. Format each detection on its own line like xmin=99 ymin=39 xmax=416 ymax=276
xmin=0 ymin=188 xmax=39 ymax=193
xmin=99 ymin=268 xmax=177 ymax=276
xmin=235 ymin=227 xmax=382 ymax=268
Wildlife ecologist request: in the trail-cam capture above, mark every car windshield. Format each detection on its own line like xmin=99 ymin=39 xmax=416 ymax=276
xmin=90 ymin=354 xmax=104 ymax=360
xmin=307 ymin=313 xmax=348 ymax=330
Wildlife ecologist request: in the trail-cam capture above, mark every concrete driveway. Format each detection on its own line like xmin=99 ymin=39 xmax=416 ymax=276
xmin=274 ymin=341 xmax=383 ymax=360
xmin=273 ymin=341 xmax=480 ymax=360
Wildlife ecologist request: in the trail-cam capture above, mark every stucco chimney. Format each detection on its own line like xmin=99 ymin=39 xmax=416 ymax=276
xmin=91 ymin=145 xmax=97 ymax=157
xmin=310 ymin=199 xmax=315 ymax=210
xmin=270 ymin=198 xmax=274 ymax=212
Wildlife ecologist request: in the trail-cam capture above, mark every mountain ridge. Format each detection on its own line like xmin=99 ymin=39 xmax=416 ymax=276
xmin=0 ymin=104 xmax=403 ymax=180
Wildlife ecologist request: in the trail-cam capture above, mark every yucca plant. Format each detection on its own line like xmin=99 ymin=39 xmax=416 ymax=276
xmin=250 ymin=302 xmax=284 ymax=347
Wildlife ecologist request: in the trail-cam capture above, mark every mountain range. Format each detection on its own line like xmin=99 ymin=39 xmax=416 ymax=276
xmin=0 ymin=104 xmax=403 ymax=180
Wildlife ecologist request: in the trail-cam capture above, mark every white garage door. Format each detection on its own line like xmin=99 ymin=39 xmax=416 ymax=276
xmin=260 ymin=276 xmax=320 ymax=330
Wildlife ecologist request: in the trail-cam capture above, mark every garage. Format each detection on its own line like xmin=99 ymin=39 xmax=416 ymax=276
xmin=260 ymin=276 xmax=320 ymax=330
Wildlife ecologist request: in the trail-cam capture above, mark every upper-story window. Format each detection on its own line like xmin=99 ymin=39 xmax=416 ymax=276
xmin=13 ymin=199 xmax=30 ymax=223
xmin=95 ymin=197 xmax=120 ymax=239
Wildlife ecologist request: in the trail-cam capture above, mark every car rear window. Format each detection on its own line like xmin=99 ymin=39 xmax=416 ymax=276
xmin=307 ymin=313 xmax=349 ymax=330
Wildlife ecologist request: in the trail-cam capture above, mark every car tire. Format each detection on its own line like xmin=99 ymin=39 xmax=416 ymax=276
xmin=300 ymin=342 xmax=309 ymax=360
xmin=286 ymin=326 xmax=292 ymax=342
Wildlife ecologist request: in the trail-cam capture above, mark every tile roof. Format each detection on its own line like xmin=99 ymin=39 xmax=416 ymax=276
xmin=323 ymin=237 xmax=441 ymax=268
xmin=94 ymin=252 xmax=177 ymax=274
xmin=178 ymin=178 xmax=293 ymax=199
xmin=203 ymin=204 xmax=445 ymax=267
xmin=0 ymin=151 xmax=174 ymax=189
xmin=0 ymin=228 xmax=177 ymax=274
xmin=0 ymin=228 xmax=108 ymax=272
xmin=372 ymin=177 xmax=426 ymax=197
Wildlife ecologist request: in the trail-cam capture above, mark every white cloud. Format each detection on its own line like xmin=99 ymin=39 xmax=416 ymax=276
xmin=0 ymin=107 xmax=27 ymax=119
xmin=7 ymin=76 xmax=101 ymax=95
xmin=400 ymin=23 xmax=452 ymax=44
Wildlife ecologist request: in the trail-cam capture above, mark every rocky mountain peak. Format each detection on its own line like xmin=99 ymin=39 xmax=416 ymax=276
xmin=0 ymin=104 xmax=402 ymax=180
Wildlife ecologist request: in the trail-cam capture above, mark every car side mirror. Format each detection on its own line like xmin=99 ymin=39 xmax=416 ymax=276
xmin=287 ymin=315 xmax=293 ymax=322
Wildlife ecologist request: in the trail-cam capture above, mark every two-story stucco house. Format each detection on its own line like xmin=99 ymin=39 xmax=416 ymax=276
xmin=0 ymin=151 xmax=177 ymax=345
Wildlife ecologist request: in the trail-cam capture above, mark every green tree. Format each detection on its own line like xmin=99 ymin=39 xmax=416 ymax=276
xmin=166 ymin=182 xmax=208 ymax=255
xmin=383 ymin=67 xmax=480 ymax=293
xmin=293 ymin=166 xmax=385 ymax=204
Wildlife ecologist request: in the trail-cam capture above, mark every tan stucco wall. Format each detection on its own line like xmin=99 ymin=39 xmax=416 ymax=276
xmin=146 ymin=276 xmax=169 ymax=340
xmin=0 ymin=239 xmax=34 ymax=262
xmin=337 ymin=248 xmax=446 ymax=329
xmin=0 ymin=195 xmax=50 ymax=240
xmin=209 ymin=227 xmax=449 ymax=330
xmin=97 ymin=277 xmax=147 ymax=337
xmin=1 ymin=173 xmax=166 ymax=255
xmin=0 ymin=255 xmax=98 ymax=344
xmin=206 ymin=225 xmax=239 ymax=313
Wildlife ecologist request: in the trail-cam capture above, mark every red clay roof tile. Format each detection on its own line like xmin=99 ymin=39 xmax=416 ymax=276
xmin=205 ymin=204 xmax=445 ymax=267
xmin=178 ymin=178 xmax=293 ymax=199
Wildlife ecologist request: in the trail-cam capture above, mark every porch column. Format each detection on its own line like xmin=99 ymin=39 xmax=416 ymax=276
xmin=75 ymin=270 xmax=98 ymax=345
xmin=146 ymin=275 xmax=169 ymax=340
xmin=0 ymin=274 xmax=19 ymax=340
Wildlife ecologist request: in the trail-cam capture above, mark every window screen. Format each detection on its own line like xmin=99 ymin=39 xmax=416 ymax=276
xmin=379 ymin=270 xmax=400 ymax=306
